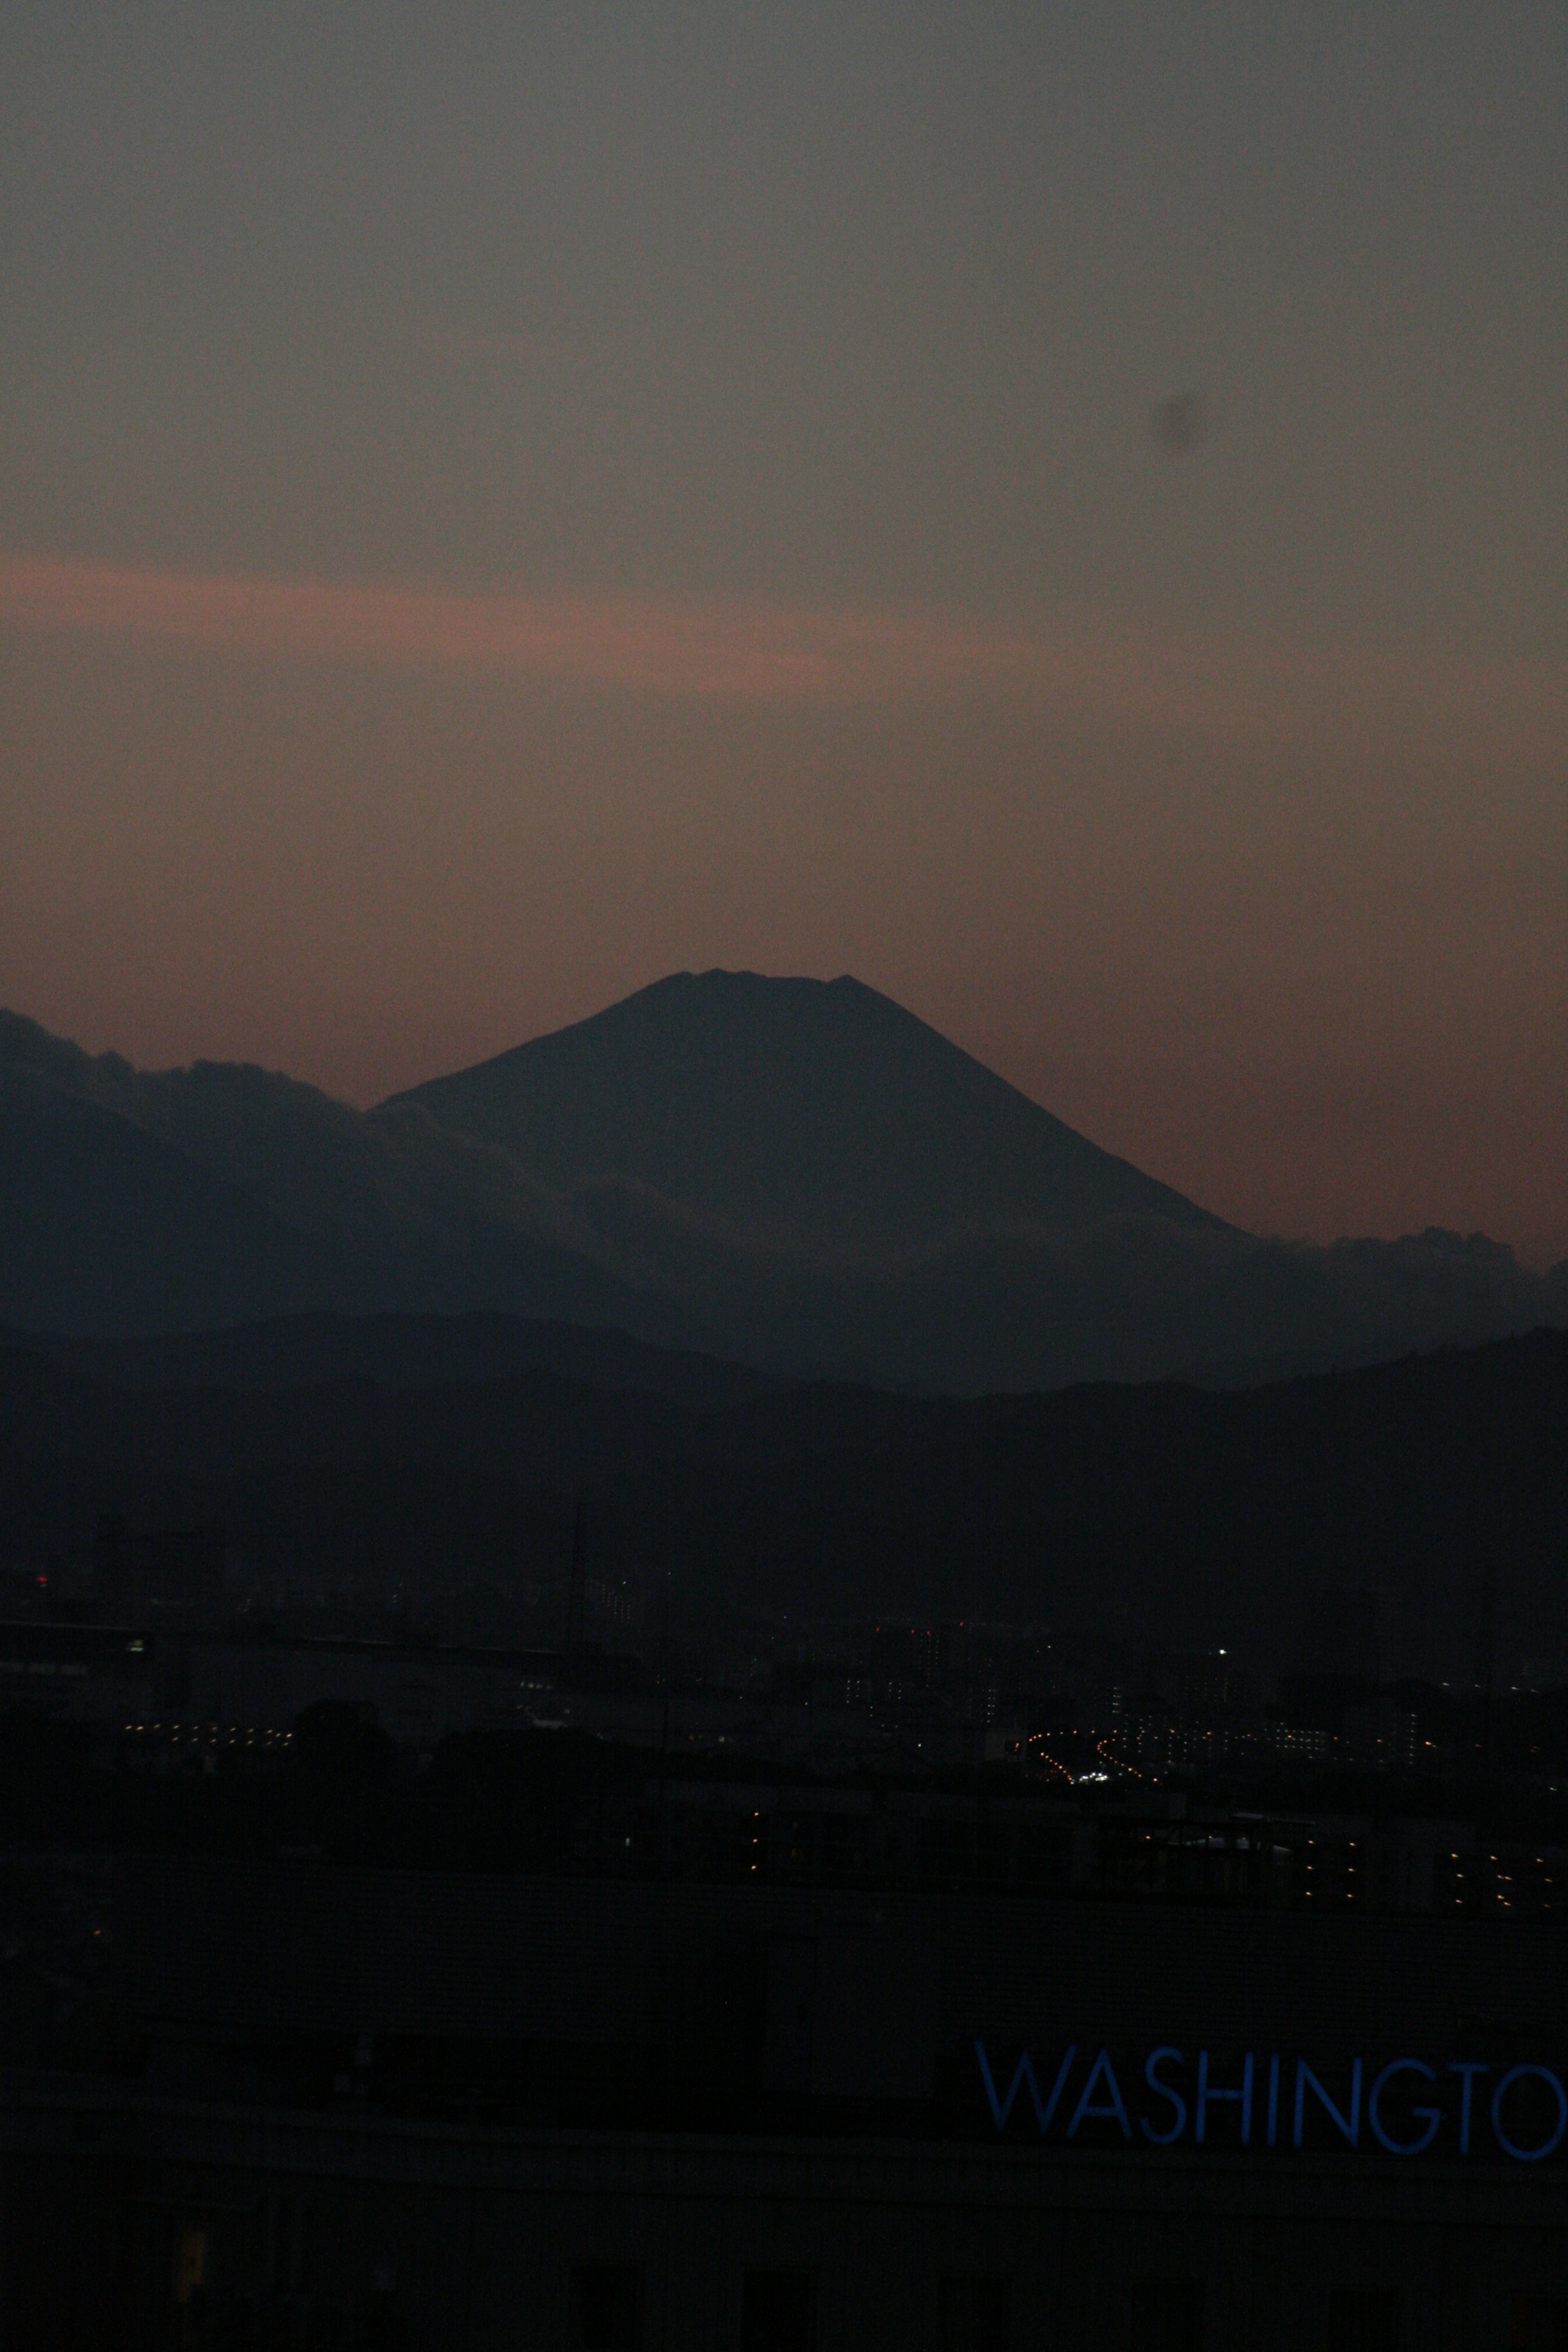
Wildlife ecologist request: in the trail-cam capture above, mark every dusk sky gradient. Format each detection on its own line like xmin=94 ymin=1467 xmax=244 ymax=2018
xmin=2 ymin=3 xmax=1565 ymax=1258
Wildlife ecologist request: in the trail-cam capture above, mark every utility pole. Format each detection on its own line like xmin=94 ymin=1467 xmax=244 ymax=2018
xmin=566 ymin=1491 xmax=587 ymax=1656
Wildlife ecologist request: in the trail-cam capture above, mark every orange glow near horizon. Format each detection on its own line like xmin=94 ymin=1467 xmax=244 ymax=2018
xmin=4 ymin=7 xmax=1567 ymax=1275
xmin=2 ymin=540 xmax=1566 ymax=1266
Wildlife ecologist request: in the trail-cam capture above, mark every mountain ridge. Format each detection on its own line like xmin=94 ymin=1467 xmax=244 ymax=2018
xmin=2 ymin=980 xmax=1563 ymax=1389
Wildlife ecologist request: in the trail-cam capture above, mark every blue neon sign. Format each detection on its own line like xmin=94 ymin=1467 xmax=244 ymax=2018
xmin=974 ymin=2043 xmax=1568 ymax=2162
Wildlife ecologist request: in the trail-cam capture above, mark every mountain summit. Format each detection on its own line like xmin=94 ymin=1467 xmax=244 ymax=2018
xmin=383 ymin=971 xmax=1216 ymax=1262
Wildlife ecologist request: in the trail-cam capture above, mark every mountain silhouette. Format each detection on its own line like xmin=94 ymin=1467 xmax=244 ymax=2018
xmin=385 ymin=971 xmax=1216 ymax=1258
xmin=383 ymin=972 xmax=1566 ymax=1386
xmin=3 ymin=979 xmax=1564 ymax=1388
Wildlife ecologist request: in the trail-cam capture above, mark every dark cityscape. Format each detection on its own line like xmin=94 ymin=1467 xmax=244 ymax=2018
xmin=3 ymin=1310 xmax=1568 ymax=2343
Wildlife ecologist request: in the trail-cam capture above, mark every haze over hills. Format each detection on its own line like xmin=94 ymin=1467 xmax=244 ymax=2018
xmin=2 ymin=976 xmax=1564 ymax=1390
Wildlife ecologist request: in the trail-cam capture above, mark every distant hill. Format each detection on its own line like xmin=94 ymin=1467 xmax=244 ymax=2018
xmin=2 ymin=1317 xmax=1565 ymax=1681
xmin=27 ymin=1310 xmax=778 ymax=1414
xmin=2 ymin=978 xmax=1564 ymax=1388
xmin=0 ymin=1009 xmax=677 ymax=1347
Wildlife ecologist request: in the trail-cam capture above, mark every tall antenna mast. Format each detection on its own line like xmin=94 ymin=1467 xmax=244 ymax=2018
xmin=566 ymin=1491 xmax=587 ymax=1655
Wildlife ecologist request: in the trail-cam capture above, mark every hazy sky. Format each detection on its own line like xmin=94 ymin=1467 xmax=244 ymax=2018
xmin=2 ymin=2 xmax=1565 ymax=1258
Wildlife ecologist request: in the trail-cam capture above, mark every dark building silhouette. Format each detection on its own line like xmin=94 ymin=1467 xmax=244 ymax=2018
xmin=94 ymin=1514 xmax=224 ymax=1620
xmin=3 ymin=1842 xmax=1566 ymax=2346
xmin=1307 ymin=1587 xmax=1392 ymax=1684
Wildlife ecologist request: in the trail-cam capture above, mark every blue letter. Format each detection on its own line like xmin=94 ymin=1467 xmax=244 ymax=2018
xmin=1068 ymin=2048 xmax=1132 ymax=2141
xmin=1196 ymin=2051 xmax=1254 ymax=2147
xmin=1141 ymin=2047 xmax=1187 ymax=2146
xmin=1368 ymin=2060 xmax=1441 ymax=2155
xmin=1447 ymin=2063 xmax=1488 ymax=2156
xmin=1490 ymin=2066 xmax=1568 ymax=2163
xmin=1294 ymin=2059 xmax=1363 ymax=2149
xmin=975 ymin=2042 xmax=1076 ymax=2136
xmin=1266 ymin=2054 xmax=1281 ymax=2147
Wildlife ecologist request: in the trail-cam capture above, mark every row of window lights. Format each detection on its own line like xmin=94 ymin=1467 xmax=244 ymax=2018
xmin=123 ymin=1722 xmax=293 ymax=1745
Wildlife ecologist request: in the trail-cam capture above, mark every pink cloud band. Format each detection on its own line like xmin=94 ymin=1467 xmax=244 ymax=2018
xmin=0 ymin=552 xmax=1045 ymax=700
xmin=1 ymin=549 xmax=1563 ymax=759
